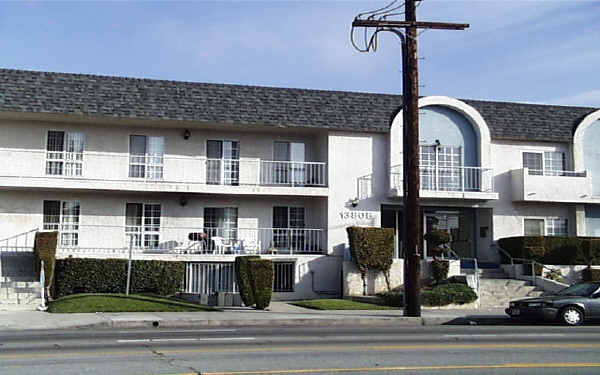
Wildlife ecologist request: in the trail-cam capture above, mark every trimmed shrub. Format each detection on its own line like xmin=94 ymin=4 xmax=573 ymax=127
xmin=421 ymin=284 xmax=477 ymax=306
xmin=53 ymin=258 xmax=184 ymax=298
xmin=248 ymin=259 xmax=274 ymax=310
xmin=378 ymin=284 xmax=477 ymax=307
xmin=34 ymin=232 xmax=58 ymax=290
xmin=431 ymin=259 xmax=449 ymax=285
xmin=497 ymin=236 xmax=600 ymax=265
xmin=582 ymin=267 xmax=600 ymax=282
xmin=235 ymin=255 xmax=261 ymax=307
xmin=423 ymin=229 xmax=451 ymax=258
xmin=346 ymin=227 xmax=395 ymax=291
xmin=378 ymin=291 xmax=403 ymax=307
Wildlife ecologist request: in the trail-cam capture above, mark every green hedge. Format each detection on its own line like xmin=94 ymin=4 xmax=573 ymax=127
xmin=248 ymin=259 xmax=274 ymax=310
xmin=582 ymin=267 xmax=600 ymax=282
xmin=431 ymin=259 xmax=449 ymax=285
xmin=379 ymin=284 xmax=477 ymax=307
xmin=497 ymin=236 xmax=600 ymax=265
xmin=346 ymin=226 xmax=394 ymax=290
xmin=53 ymin=258 xmax=184 ymax=298
xmin=235 ymin=255 xmax=261 ymax=307
xmin=34 ymin=232 xmax=58 ymax=290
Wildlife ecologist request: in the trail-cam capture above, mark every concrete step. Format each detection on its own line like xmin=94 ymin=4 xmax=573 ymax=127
xmin=0 ymin=301 xmax=43 ymax=311
xmin=478 ymin=278 xmax=544 ymax=308
xmin=0 ymin=296 xmax=42 ymax=305
xmin=0 ymin=276 xmax=38 ymax=283
xmin=0 ymin=281 xmax=41 ymax=288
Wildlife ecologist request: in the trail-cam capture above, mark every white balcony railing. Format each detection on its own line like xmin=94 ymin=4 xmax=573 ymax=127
xmin=527 ymin=169 xmax=587 ymax=177
xmin=54 ymin=225 xmax=326 ymax=256
xmin=390 ymin=164 xmax=494 ymax=193
xmin=0 ymin=149 xmax=327 ymax=188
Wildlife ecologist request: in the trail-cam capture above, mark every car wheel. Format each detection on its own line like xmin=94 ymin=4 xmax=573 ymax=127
xmin=560 ymin=306 xmax=584 ymax=326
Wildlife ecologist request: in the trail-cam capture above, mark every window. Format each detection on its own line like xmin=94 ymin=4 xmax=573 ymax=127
xmin=46 ymin=131 xmax=84 ymax=176
xmin=125 ymin=203 xmax=161 ymax=248
xmin=43 ymin=200 xmax=80 ymax=246
xmin=206 ymin=140 xmax=239 ymax=185
xmin=420 ymin=145 xmax=462 ymax=191
xmin=273 ymin=207 xmax=305 ymax=250
xmin=129 ymin=135 xmax=164 ymax=180
xmin=546 ymin=218 xmax=568 ymax=236
xmin=204 ymin=207 xmax=238 ymax=241
xmin=272 ymin=142 xmax=306 ymax=185
xmin=523 ymin=151 xmax=565 ymax=176
xmin=524 ymin=218 xmax=568 ymax=236
xmin=524 ymin=218 xmax=544 ymax=236
xmin=273 ymin=262 xmax=294 ymax=292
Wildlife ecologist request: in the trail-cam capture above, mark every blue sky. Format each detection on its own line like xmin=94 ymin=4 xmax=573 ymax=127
xmin=1 ymin=0 xmax=599 ymax=107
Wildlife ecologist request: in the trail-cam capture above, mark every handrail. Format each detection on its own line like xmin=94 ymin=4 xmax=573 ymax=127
xmin=37 ymin=259 xmax=47 ymax=311
xmin=495 ymin=244 xmax=558 ymax=287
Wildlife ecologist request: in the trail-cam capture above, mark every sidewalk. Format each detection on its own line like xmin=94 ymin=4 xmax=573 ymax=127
xmin=0 ymin=302 xmax=510 ymax=331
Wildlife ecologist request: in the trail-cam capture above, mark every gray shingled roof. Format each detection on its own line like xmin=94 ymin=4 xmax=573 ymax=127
xmin=0 ymin=68 xmax=597 ymax=142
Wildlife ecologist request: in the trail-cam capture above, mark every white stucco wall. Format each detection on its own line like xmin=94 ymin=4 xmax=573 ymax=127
xmin=489 ymin=140 xmax=575 ymax=247
xmin=327 ymin=131 xmax=389 ymax=256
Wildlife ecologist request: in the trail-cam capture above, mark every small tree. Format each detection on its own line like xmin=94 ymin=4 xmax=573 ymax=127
xmin=423 ymin=229 xmax=451 ymax=258
xmin=346 ymin=227 xmax=394 ymax=294
xmin=248 ymin=259 xmax=274 ymax=310
xmin=424 ymin=229 xmax=451 ymax=285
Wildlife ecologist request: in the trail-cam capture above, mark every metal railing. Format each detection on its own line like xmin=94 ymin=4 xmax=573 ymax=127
xmin=527 ymin=169 xmax=587 ymax=177
xmin=0 ymin=149 xmax=328 ymax=188
xmin=0 ymin=228 xmax=38 ymax=253
xmin=55 ymin=225 xmax=326 ymax=256
xmin=496 ymin=246 xmax=562 ymax=287
xmin=390 ymin=164 xmax=494 ymax=193
xmin=184 ymin=262 xmax=238 ymax=295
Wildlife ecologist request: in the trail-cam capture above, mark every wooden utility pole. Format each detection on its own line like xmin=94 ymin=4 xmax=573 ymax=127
xmin=352 ymin=1 xmax=468 ymax=317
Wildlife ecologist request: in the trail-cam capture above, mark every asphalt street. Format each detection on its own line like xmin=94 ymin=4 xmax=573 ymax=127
xmin=1 ymin=324 xmax=600 ymax=374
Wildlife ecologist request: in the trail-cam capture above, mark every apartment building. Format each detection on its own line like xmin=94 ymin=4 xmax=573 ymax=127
xmin=0 ymin=69 xmax=599 ymax=300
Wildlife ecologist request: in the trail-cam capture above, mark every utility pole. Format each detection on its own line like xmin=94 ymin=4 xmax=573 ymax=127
xmin=352 ymin=1 xmax=468 ymax=317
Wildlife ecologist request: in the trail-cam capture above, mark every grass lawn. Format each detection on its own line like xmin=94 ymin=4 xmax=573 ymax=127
xmin=48 ymin=294 xmax=218 ymax=313
xmin=290 ymin=299 xmax=395 ymax=310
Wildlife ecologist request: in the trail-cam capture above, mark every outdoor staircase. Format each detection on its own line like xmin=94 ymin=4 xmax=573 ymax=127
xmin=0 ymin=253 xmax=43 ymax=311
xmin=475 ymin=267 xmax=544 ymax=308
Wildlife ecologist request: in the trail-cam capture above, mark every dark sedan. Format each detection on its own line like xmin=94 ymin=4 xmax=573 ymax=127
xmin=506 ymin=281 xmax=600 ymax=325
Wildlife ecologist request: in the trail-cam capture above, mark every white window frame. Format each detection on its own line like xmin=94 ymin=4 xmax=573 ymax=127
xmin=522 ymin=151 xmax=566 ymax=176
xmin=128 ymin=135 xmax=164 ymax=180
xmin=419 ymin=144 xmax=463 ymax=191
xmin=45 ymin=131 xmax=85 ymax=177
xmin=204 ymin=207 xmax=239 ymax=241
xmin=125 ymin=203 xmax=161 ymax=248
xmin=523 ymin=217 xmax=568 ymax=237
xmin=206 ymin=140 xmax=240 ymax=185
xmin=43 ymin=200 xmax=80 ymax=246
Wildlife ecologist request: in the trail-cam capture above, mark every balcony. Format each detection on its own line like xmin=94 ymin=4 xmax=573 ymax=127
xmin=389 ymin=164 xmax=498 ymax=200
xmin=0 ymin=149 xmax=328 ymax=196
xmin=511 ymin=168 xmax=595 ymax=203
xmin=54 ymin=225 xmax=326 ymax=259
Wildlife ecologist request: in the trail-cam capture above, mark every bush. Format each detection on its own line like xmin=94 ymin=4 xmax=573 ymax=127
xmin=378 ymin=291 xmax=403 ymax=307
xmin=430 ymin=259 xmax=449 ymax=285
xmin=544 ymin=268 xmax=565 ymax=283
xmin=248 ymin=259 xmax=274 ymax=310
xmin=34 ymin=232 xmax=58 ymax=291
xmin=421 ymin=283 xmax=477 ymax=306
xmin=346 ymin=227 xmax=395 ymax=292
xmin=53 ymin=258 xmax=184 ymax=298
xmin=582 ymin=267 xmax=600 ymax=282
xmin=423 ymin=229 xmax=451 ymax=258
xmin=378 ymin=284 xmax=477 ymax=307
xmin=497 ymin=236 xmax=600 ymax=265
xmin=235 ymin=255 xmax=261 ymax=307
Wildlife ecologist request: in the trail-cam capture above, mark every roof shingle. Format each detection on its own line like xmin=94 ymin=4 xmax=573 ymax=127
xmin=0 ymin=68 xmax=597 ymax=142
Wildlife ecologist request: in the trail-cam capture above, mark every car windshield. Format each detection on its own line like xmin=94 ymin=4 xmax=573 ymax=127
xmin=556 ymin=283 xmax=600 ymax=297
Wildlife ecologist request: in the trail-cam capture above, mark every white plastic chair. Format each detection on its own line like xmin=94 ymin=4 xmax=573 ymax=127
xmin=211 ymin=236 xmax=231 ymax=254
